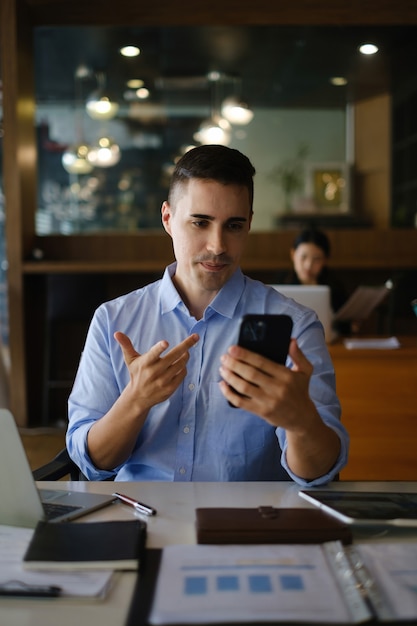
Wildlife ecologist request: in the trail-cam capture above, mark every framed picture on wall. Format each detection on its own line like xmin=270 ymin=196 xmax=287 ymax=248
xmin=305 ymin=162 xmax=350 ymax=213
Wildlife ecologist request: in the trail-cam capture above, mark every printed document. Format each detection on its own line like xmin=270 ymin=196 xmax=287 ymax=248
xmin=150 ymin=541 xmax=417 ymax=624
xmin=334 ymin=285 xmax=390 ymax=322
xmin=149 ymin=542 xmax=367 ymax=624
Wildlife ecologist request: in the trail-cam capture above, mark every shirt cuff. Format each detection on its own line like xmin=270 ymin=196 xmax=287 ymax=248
xmin=280 ymin=427 xmax=349 ymax=486
xmin=66 ymin=422 xmax=117 ymax=481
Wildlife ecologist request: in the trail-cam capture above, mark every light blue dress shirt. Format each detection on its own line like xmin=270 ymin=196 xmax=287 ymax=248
xmin=67 ymin=263 xmax=348 ymax=484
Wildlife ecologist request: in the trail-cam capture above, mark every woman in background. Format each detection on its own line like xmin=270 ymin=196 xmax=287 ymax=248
xmin=279 ymin=227 xmax=350 ymax=332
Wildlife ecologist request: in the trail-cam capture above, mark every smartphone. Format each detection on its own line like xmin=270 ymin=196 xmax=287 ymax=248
xmin=237 ymin=314 xmax=293 ymax=364
xmin=227 ymin=314 xmax=293 ymax=406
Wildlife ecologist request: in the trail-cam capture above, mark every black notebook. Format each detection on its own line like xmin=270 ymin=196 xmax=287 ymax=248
xmin=23 ymin=519 xmax=147 ymax=571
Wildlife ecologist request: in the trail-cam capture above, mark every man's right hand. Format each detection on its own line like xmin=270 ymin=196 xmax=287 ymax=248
xmin=87 ymin=332 xmax=199 ymax=470
xmin=114 ymin=331 xmax=200 ymax=411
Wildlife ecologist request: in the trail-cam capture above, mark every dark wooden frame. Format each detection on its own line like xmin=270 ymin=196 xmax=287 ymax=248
xmin=2 ymin=0 xmax=417 ymax=425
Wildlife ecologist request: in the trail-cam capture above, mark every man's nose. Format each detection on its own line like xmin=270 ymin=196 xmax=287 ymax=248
xmin=206 ymin=229 xmax=226 ymax=255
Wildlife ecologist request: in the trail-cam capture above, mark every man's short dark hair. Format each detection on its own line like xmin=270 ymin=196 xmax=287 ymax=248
xmin=168 ymin=144 xmax=256 ymax=209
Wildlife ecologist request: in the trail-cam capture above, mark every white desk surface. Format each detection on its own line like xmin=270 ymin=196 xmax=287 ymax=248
xmin=2 ymin=480 xmax=417 ymax=626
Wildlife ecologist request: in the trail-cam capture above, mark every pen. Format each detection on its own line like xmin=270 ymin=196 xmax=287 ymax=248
xmin=112 ymin=492 xmax=157 ymax=516
xmin=0 ymin=581 xmax=62 ymax=597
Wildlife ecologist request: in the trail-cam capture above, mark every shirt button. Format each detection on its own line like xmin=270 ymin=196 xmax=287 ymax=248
xmin=179 ymin=467 xmax=186 ymax=475
xmin=188 ymin=383 xmax=195 ymax=391
xmin=183 ymin=426 xmax=190 ymax=434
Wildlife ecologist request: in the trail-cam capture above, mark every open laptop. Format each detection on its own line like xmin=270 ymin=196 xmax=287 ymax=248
xmin=0 ymin=409 xmax=116 ymax=528
xmin=269 ymin=284 xmax=336 ymax=343
xmin=299 ymin=489 xmax=417 ymax=527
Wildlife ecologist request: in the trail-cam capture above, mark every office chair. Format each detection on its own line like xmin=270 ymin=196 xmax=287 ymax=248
xmin=32 ymin=446 xmax=81 ymax=481
xmin=32 ymin=446 xmax=116 ymax=482
xmin=42 ymin=274 xmax=107 ymax=426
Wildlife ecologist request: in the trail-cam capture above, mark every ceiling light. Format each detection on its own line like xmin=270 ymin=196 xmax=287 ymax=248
xmin=194 ymin=116 xmax=231 ymax=146
xmin=120 ymin=45 xmax=140 ymax=57
xmin=221 ymin=96 xmax=254 ymax=125
xmin=86 ymin=94 xmax=119 ymax=119
xmin=136 ymin=87 xmax=150 ymax=99
xmin=62 ymin=143 xmax=94 ymax=174
xmin=87 ymin=137 xmax=121 ymax=168
xmin=359 ymin=43 xmax=379 ymax=55
xmin=74 ymin=64 xmax=92 ymax=80
xmin=330 ymin=76 xmax=348 ymax=86
xmin=126 ymin=79 xmax=144 ymax=89
xmin=86 ymin=72 xmax=119 ymax=120
xmin=207 ymin=70 xmax=222 ymax=82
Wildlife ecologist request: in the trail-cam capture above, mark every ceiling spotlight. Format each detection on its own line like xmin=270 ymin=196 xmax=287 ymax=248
xmin=120 ymin=45 xmax=140 ymax=58
xmin=62 ymin=143 xmax=94 ymax=174
xmin=207 ymin=70 xmax=223 ymax=82
xmin=330 ymin=76 xmax=348 ymax=86
xmin=126 ymin=78 xmax=144 ymax=89
xmin=136 ymin=87 xmax=150 ymax=99
xmin=359 ymin=43 xmax=379 ymax=55
xmin=124 ymin=84 xmax=150 ymax=101
xmin=87 ymin=137 xmax=121 ymax=168
xmin=75 ymin=64 xmax=92 ymax=80
xmin=221 ymin=96 xmax=254 ymax=125
xmin=194 ymin=116 xmax=231 ymax=146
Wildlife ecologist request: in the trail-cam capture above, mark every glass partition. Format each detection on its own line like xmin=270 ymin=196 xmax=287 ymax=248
xmin=33 ymin=25 xmax=415 ymax=233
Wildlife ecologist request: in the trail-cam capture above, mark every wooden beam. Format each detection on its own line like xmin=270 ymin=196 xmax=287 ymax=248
xmin=22 ymin=0 xmax=417 ymax=26
xmin=0 ymin=0 xmax=37 ymax=425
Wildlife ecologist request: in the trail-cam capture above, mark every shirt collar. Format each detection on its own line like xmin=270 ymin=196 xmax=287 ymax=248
xmin=159 ymin=262 xmax=245 ymax=320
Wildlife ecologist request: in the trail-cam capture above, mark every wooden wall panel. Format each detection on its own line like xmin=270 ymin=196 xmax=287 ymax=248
xmin=24 ymin=229 xmax=417 ymax=270
xmin=354 ymin=95 xmax=391 ymax=228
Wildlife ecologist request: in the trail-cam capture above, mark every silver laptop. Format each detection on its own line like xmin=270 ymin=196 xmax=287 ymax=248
xmin=299 ymin=489 xmax=417 ymax=527
xmin=269 ymin=284 xmax=336 ymax=343
xmin=0 ymin=409 xmax=115 ymax=528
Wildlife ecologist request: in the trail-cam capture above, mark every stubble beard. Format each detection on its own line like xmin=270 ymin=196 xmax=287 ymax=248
xmin=194 ymin=256 xmax=234 ymax=292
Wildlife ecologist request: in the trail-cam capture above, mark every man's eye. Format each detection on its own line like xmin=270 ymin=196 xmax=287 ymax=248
xmin=192 ymin=220 xmax=208 ymax=228
xmin=228 ymin=222 xmax=244 ymax=231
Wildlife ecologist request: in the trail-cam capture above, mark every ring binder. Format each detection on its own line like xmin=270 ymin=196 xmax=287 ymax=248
xmin=143 ymin=540 xmax=417 ymax=624
xmin=323 ymin=542 xmax=372 ymax=623
xmin=344 ymin=546 xmax=390 ymax=621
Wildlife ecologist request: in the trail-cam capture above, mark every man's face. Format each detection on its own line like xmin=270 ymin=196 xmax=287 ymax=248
xmin=162 ymin=178 xmax=252 ymax=298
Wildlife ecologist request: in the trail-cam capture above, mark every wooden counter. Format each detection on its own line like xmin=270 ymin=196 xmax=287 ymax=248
xmin=329 ymin=336 xmax=417 ymax=480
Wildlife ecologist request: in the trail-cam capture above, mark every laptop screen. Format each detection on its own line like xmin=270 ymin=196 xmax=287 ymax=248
xmin=269 ymin=284 xmax=335 ymax=343
xmin=0 ymin=409 xmax=115 ymax=528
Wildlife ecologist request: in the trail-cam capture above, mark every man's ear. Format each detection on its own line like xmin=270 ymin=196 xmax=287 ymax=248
xmin=161 ymin=201 xmax=172 ymax=235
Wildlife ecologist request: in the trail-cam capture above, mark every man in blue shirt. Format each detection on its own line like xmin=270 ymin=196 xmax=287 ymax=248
xmin=67 ymin=145 xmax=348 ymax=484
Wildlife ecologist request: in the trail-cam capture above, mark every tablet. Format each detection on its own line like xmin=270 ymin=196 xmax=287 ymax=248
xmin=298 ymin=489 xmax=417 ymax=527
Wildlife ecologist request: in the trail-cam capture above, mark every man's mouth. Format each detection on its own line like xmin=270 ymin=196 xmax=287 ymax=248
xmin=201 ymin=261 xmax=228 ymax=272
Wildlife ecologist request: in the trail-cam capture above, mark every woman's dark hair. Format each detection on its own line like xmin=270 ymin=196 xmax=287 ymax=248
xmin=292 ymin=228 xmax=331 ymax=258
xmin=168 ymin=144 xmax=256 ymax=209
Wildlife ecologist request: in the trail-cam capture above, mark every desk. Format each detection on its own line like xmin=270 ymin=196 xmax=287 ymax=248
xmin=1 ymin=480 xmax=417 ymax=626
xmin=329 ymin=336 xmax=417 ymax=480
